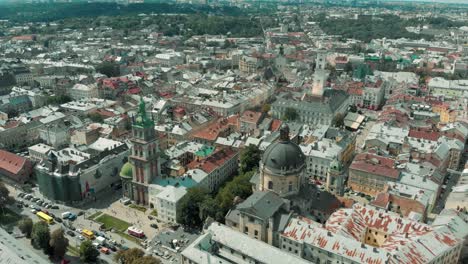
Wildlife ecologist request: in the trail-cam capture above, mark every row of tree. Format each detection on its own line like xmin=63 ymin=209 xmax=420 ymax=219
xmin=18 ymin=217 xmax=161 ymax=263
xmin=18 ymin=219 xmax=71 ymax=261
xmin=176 ymin=145 xmax=261 ymax=228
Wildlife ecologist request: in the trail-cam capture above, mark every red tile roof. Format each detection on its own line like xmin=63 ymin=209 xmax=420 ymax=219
xmin=350 ymin=153 xmax=399 ymax=179
xmin=408 ymin=128 xmax=440 ymax=142
xmin=0 ymin=149 xmax=29 ymax=175
xmin=187 ymin=148 xmax=238 ymax=173
xmin=192 ymin=116 xmax=239 ymax=142
xmin=270 ymin=119 xmax=282 ymax=132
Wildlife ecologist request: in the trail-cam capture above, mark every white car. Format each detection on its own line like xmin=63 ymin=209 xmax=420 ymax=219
xmin=78 ymin=235 xmax=85 ymax=241
xmin=31 ymin=209 xmax=37 ymax=214
xmin=29 ymin=204 xmax=35 ymax=209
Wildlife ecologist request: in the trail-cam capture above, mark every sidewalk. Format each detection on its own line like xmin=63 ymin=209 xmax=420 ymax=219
xmin=102 ymin=201 xmax=160 ymax=239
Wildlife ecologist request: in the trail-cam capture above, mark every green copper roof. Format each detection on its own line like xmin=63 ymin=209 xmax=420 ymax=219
xmin=120 ymin=162 xmax=133 ymax=179
xmin=134 ymin=97 xmax=154 ymax=128
xmin=195 ymin=145 xmax=215 ymax=158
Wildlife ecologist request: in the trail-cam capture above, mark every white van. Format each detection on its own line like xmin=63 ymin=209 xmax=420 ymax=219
xmin=61 ymin=212 xmax=71 ymax=219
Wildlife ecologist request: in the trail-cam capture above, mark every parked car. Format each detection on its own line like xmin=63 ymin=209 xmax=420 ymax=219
xmin=78 ymin=235 xmax=85 ymax=241
xmin=54 ymin=217 xmax=63 ymax=223
xmin=45 ymin=204 xmax=52 ymax=209
xmin=100 ymin=247 xmax=110 ymax=254
xmin=150 ymin=223 xmax=158 ymax=229
xmin=66 ymin=230 xmax=75 ymax=237
xmin=29 ymin=204 xmax=35 ymax=209
xmin=16 ymin=204 xmax=23 ymax=208
xmin=51 ymin=205 xmax=59 ymax=209
xmin=77 ymin=211 xmax=84 ymax=216
xmin=61 ymin=212 xmax=71 ymax=219
xmin=68 ymin=213 xmax=77 ymax=221
xmin=30 ymin=209 xmax=37 ymax=214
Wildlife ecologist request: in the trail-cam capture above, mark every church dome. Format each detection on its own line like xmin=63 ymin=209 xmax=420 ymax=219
xmin=261 ymin=124 xmax=305 ymax=176
xmin=120 ymin=162 xmax=133 ymax=179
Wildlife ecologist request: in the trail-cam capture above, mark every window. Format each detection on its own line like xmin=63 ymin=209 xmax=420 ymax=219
xmin=373 ymin=239 xmax=376 ymax=243
xmin=254 ymin=230 xmax=259 ymax=236
xmin=244 ymin=227 xmax=248 ymax=233
xmin=268 ymin=181 xmax=273 ymax=189
xmin=288 ymin=181 xmax=293 ymax=192
xmin=249 ymin=217 xmax=254 ymax=222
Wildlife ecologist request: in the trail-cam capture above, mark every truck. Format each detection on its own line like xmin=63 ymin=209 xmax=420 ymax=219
xmin=95 ymin=236 xmax=106 ymax=246
xmin=61 ymin=212 xmax=71 ymax=219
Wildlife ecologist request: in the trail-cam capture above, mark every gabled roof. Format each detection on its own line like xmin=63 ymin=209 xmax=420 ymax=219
xmin=236 ymin=191 xmax=284 ymax=220
xmin=0 ymin=149 xmax=28 ymax=175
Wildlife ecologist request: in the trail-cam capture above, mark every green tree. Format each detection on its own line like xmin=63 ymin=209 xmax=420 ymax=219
xmin=18 ymin=217 xmax=33 ymax=238
xmin=46 ymin=95 xmax=72 ymax=105
xmin=176 ymin=188 xmax=209 ymax=228
xmin=114 ymin=247 xmax=145 ymax=263
xmin=49 ymin=228 xmax=69 ymax=260
xmin=239 ymin=144 xmax=261 ymax=174
xmin=332 ymin=113 xmax=345 ymax=128
xmin=199 ymin=197 xmax=220 ymax=222
xmin=349 ymin=104 xmax=358 ymax=113
xmin=96 ymin=61 xmax=120 ymax=77
xmin=80 ymin=240 xmax=99 ymax=263
xmin=261 ymin=103 xmax=271 ymax=113
xmin=283 ymin=107 xmax=298 ymax=121
xmin=0 ymin=181 xmax=13 ymax=215
xmin=31 ymin=222 xmax=51 ymax=253
xmin=215 ymin=170 xmax=254 ymax=219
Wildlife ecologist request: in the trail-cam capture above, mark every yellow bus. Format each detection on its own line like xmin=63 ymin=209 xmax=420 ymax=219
xmin=82 ymin=229 xmax=95 ymax=240
xmin=36 ymin=212 xmax=54 ymax=224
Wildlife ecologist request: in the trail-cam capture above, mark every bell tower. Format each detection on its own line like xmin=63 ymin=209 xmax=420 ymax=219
xmin=129 ymin=97 xmax=160 ymax=205
xmin=326 ymin=157 xmax=345 ymax=196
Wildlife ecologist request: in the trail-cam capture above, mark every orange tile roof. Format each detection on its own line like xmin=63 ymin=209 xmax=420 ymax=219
xmin=240 ymin=110 xmax=263 ymax=124
xmin=187 ymin=148 xmax=238 ymax=173
xmin=0 ymin=149 xmax=29 ymax=175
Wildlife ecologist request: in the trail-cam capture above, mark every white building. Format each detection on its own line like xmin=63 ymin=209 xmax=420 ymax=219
xmin=28 ymin=143 xmax=54 ymax=161
xmin=181 ymin=222 xmax=310 ymax=264
xmin=154 ymin=186 xmax=187 ymax=223
xmin=69 ymin=83 xmax=98 ymax=100
xmin=300 ymin=138 xmax=344 ymax=181
xmin=155 ymin=51 xmax=184 ymax=67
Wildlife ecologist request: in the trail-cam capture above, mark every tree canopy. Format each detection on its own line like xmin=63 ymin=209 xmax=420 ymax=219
xmin=31 ymin=221 xmax=51 ymax=254
xmin=114 ymin=248 xmax=160 ymax=264
xmin=18 ymin=217 xmax=33 ymax=238
xmin=239 ymin=144 xmax=261 ymax=174
xmin=0 ymin=181 xmax=13 ymax=215
xmin=176 ymin=187 xmax=210 ymax=229
xmin=283 ymin=107 xmax=298 ymax=121
xmin=96 ymin=61 xmax=120 ymax=78
xmin=49 ymin=228 xmax=69 ymax=260
xmin=80 ymin=240 xmax=99 ymax=263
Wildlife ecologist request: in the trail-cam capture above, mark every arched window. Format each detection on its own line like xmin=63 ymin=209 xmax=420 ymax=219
xmin=268 ymin=181 xmax=273 ymax=190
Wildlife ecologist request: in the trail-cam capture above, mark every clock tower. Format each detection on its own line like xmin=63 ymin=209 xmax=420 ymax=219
xmin=129 ymin=97 xmax=160 ymax=205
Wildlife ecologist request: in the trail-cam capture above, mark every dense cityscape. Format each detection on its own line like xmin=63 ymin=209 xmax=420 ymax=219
xmin=0 ymin=1 xmax=467 ymax=264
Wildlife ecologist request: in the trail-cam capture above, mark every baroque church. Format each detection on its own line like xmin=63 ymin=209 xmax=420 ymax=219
xmin=226 ymin=124 xmax=344 ymax=246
